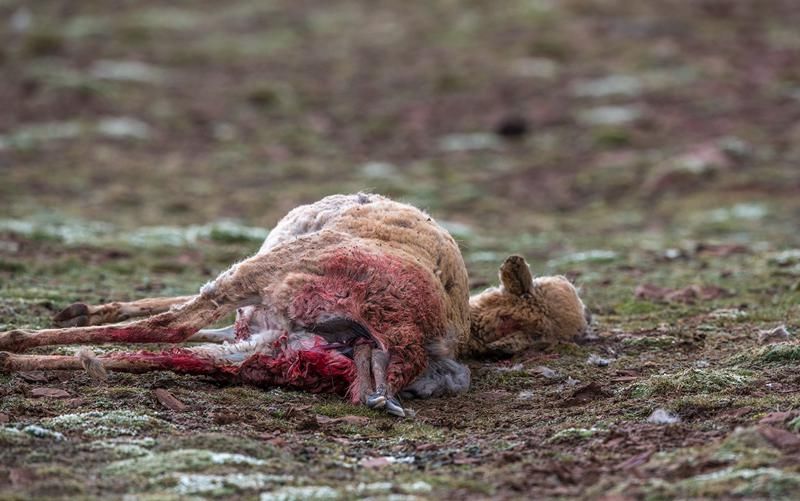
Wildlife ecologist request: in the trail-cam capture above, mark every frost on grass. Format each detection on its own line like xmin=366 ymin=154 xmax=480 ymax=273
xmin=0 ymin=216 xmax=269 ymax=247
xmin=647 ymin=409 xmax=681 ymax=425
xmin=86 ymin=437 xmax=156 ymax=459
xmin=631 ymin=368 xmax=753 ymax=397
xmin=547 ymin=427 xmax=604 ymax=443
xmin=734 ymin=342 xmax=800 ymax=366
xmin=260 ymin=485 xmax=341 ymax=501
xmin=46 ymin=410 xmax=169 ymax=438
xmin=104 ymin=449 xmax=267 ymax=477
xmin=172 ymin=472 xmax=294 ymax=496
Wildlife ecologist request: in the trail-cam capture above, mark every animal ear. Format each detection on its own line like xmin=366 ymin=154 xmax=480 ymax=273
xmin=499 ymin=255 xmax=533 ymax=296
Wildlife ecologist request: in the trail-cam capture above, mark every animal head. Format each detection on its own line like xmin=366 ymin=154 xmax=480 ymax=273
xmin=467 ymin=255 xmax=591 ymax=357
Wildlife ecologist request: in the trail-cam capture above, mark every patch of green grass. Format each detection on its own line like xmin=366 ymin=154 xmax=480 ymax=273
xmin=615 ymin=300 xmax=660 ymax=316
xmin=730 ymin=343 xmax=800 ymax=366
xmin=630 ymin=368 xmax=753 ymax=398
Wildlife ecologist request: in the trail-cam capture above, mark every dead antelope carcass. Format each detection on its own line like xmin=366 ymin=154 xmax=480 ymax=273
xmin=0 ymin=193 xmax=592 ymax=417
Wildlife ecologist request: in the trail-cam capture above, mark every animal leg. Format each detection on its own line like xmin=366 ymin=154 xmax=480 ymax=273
xmin=0 ymin=347 xmax=236 ymax=379
xmin=53 ymin=295 xmax=196 ymax=327
xmin=352 ymin=343 xmax=374 ymax=404
xmin=0 ymin=287 xmax=261 ymax=353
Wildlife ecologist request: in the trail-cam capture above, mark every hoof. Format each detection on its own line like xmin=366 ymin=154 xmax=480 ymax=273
xmin=53 ymin=303 xmax=90 ymax=327
xmin=366 ymin=391 xmax=387 ymax=409
xmin=385 ymin=396 xmax=405 ymax=418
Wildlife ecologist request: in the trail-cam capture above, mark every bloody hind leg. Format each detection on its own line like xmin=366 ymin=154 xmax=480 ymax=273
xmin=0 ymin=293 xmax=258 ymax=353
xmin=0 ymin=347 xmax=237 ymax=379
xmin=53 ymin=295 xmax=197 ymax=327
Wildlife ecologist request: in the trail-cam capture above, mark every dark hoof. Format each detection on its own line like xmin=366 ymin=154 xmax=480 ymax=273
xmin=53 ymin=303 xmax=90 ymax=327
xmin=385 ymin=397 xmax=405 ymax=418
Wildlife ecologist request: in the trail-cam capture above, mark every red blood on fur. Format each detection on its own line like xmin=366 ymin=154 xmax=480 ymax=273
xmin=238 ymin=348 xmax=355 ymax=396
xmin=289 ymin=248 xmax=446 ymax=391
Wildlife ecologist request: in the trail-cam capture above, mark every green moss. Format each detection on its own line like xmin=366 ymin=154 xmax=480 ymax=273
xmin=631 ymin=368 xmax=753 ymax=397
xmin=615 ymin=300 xmax=660 ymax=315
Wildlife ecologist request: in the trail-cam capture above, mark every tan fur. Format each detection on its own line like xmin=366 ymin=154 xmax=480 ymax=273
xmin=466 ymin=255 xmax=590 ymax=357
xmin=0 ymin=195 xmax=589 ymax=409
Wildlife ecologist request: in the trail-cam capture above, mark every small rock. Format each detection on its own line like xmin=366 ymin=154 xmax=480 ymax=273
xmin=534 ymin=366 xmax=559 ymax=379
xmin=153 ymin=388 xmax=188 ymax=412
xmin=758 ymin=411 xmax=797 ymax=426
xmin=30 ymin=387 xmax=70 ymax=399
xmin=757 ymin=325 xmax=791 ymax=344
xmin=0 ymin=412 xmax=9 ymax=424
xmin=587 ymin=354 xmax=611 ymax=367
xmin=18 ymin=371 xmax=48 ymax=383
xmin=647 ymin=408 xmax=681 ymax=425
xmin=758 ymin=425 xmax=800 ymax=451
xmin=494 ymin=115 xmax=529 ymax=139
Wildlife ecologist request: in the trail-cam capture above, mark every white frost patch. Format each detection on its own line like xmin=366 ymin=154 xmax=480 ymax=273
xmin=47 ymin=410 xmax=165 ymax=437
xmin=260 ymin=485 xmax=340 ymax=500
xmin=438 ymin=133 xmax=500 ymax=152
xmin=577 ymin=105 xmax=641 ymax=126
xmin=770 ymin=249 xmax=800 ymax=266
xmin=572 ymin=75 xmax=643 ymax=98
xmin=709 ymin=308 xmax=748 ymax=319
xmin=22 ymin=424 xmax=66 ymax=441
xmin=495 ymin=363 xmax=524 ymax=372
xmin=209 ymin=452 xmax=267 ymax=466
xmin=96 ymin=117 xmax=152 ymax=140
xmin=517 ymin=390 xmax=535 ymax=401
xmin=90 ymin=60 xmax=167 ymax=83
xmin=174 ymin=473 xmax=293 ymax=495
xmin=586 ymin=354 xmax=612 ymax=367
xmin=0 ymin=217 xmax=269 ymax=248
xmin=360 ymin=161 xmax=398 ymax=178
xmin=647 ymin=408 xmax=681 ymax=425
xmin=0 ymin=121 xmax=82 ymax=150
xmin=707 ymin=203 xmax=768 ymax=223
xmin=548 ymin=250 xmax=618 ymax=266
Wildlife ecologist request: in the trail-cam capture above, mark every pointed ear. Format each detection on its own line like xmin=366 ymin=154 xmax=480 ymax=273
xmin=499 ymin=255 xmax=533 ymax=296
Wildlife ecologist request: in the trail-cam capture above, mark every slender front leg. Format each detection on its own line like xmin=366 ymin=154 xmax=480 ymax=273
xmin=53 ymin=295 xmax=197 ymax=327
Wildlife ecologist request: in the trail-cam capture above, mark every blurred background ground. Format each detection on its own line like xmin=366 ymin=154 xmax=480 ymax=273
xmin=1 ymin=1 xmax=800 ymax=499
